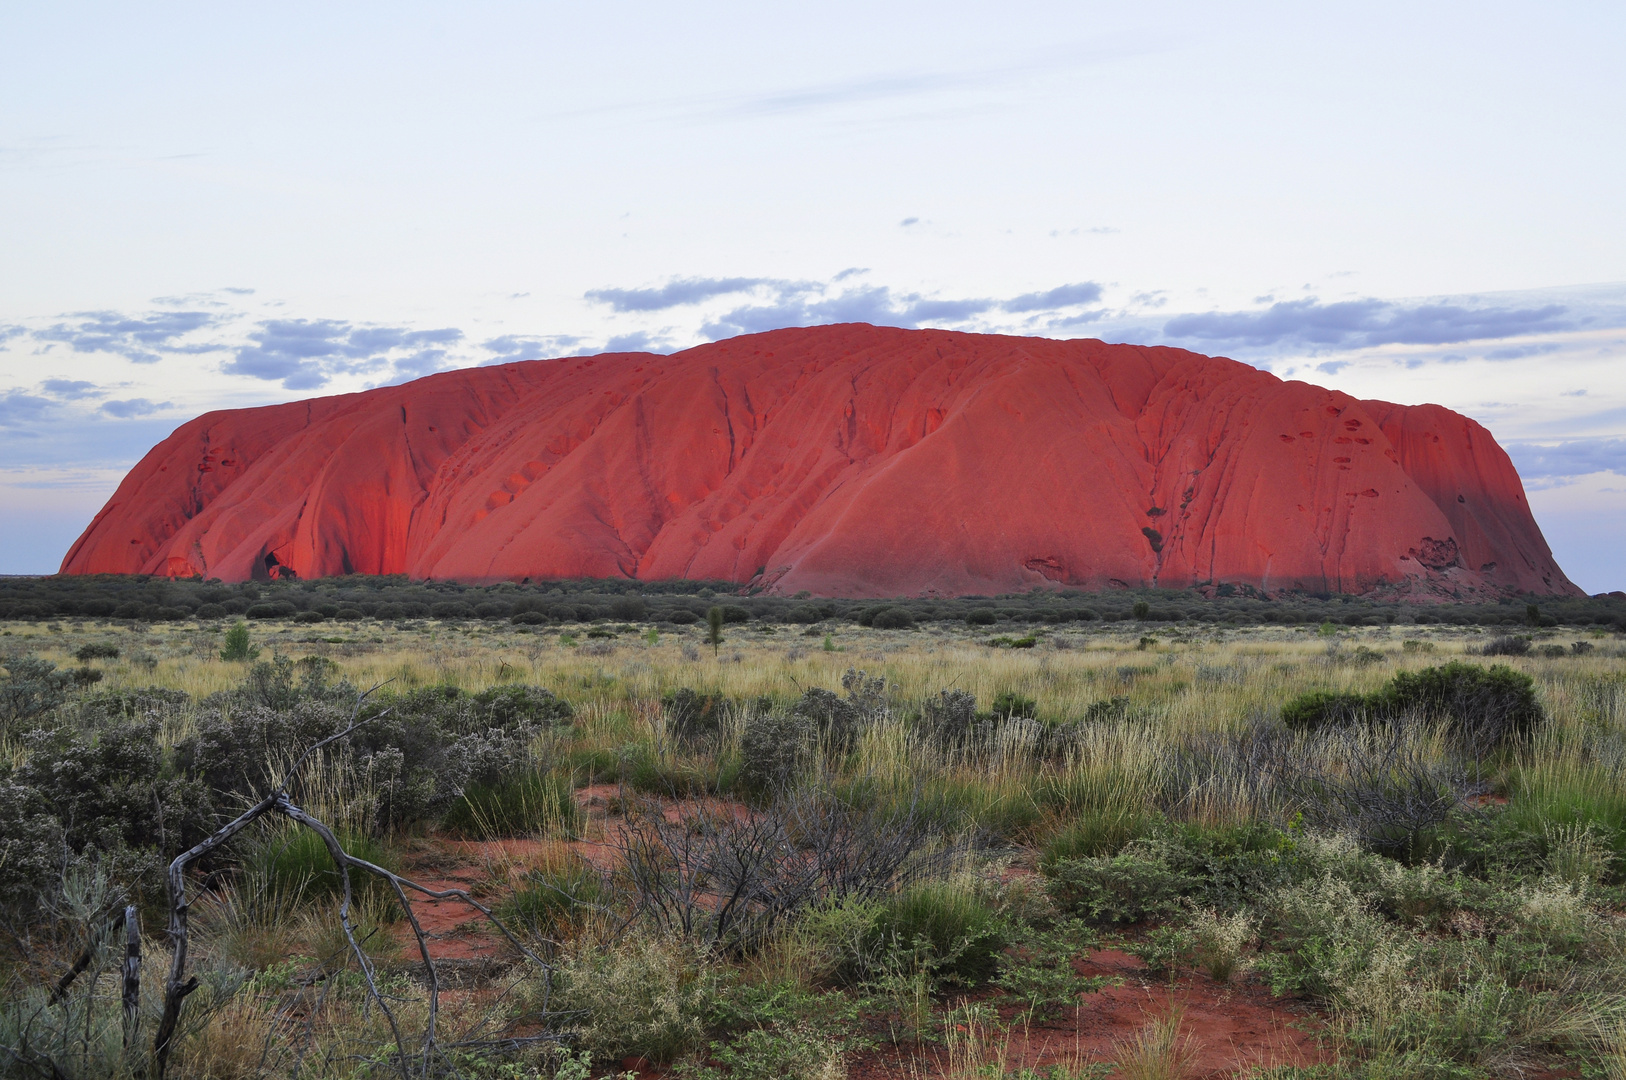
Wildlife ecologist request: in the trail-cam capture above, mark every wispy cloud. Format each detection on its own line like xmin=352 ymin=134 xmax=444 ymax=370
xmin=34 ymin=309 xmax=221 ymax=363
xmin=1507 ymin=438 xmax=1626 ymax=479
xmin=100 ymin=397 xmax=173 ymax=418
xmin=1162 ymin=297 xmax=1573 ymax=352
xmin=0 ymin=391 xmax=54 ymax=428
xmin=40 ymin=379 xmax=102 ymax=400
xmin=222 ymin=319 xmax=464 ymax=390
xmin=480 ymin=333 xmax=586 ymax=364
xmin=588 ymin=273 xmax=1109 ymax=340
xmin=585 ymin=277 xmax=777 ymax=312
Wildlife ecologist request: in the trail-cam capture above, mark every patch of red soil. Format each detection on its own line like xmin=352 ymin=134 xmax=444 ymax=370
xmin=848 ymin=949 xmax=1324 ymax=1080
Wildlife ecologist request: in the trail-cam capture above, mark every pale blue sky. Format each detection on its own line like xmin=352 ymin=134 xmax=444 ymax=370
xmin=3 ymin=2 xmax=1624 ymax=589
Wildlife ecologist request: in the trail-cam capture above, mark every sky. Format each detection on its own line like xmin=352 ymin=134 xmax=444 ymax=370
xmin=2 ymin=2 xmax=1624 ymax=591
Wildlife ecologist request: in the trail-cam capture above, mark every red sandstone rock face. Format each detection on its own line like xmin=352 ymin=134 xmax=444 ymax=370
xmin=60 ymin=325 xmax=1580 ymax=598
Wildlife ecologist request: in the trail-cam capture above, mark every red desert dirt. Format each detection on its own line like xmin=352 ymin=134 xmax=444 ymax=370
xmin=62 ymin=324 xmax=1578 ymax=598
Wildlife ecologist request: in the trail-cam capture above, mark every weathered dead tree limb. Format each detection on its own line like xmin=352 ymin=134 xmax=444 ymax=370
xmin=121 ymin=904 xmax=139 ymax=1049
xmin=151 ymin=682 xmax=557 ymax=1080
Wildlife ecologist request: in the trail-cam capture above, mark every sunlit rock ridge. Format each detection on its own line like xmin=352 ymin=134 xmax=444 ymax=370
xmin=61 ymin=325 xmax=1579 ymax=599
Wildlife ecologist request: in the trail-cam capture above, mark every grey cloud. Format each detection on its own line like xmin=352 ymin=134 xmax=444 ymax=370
xmin=481 ymin=333 xmax=585 ymax=363
xmin=0 ymin=391 xmax=54 ymax=428
xmin=222 ymin=319 xmax=464 ymax=390
xmin=603 ymin=331 xmax=673 ymax=354
xmin=586 ymin=277 xmax=776 ymax=313
xmin=1003 ymin=283 xmax=1103 ymax=313
xmin=40 ymin=379 xmax=101 ymax=400
xmin=1163 ymin=298 xmax=1572 ymax=351
xmin=1484 ymin=342 xmax=1563 ymax=361
xmin=698 ymin=277 xmax=1107 ymax=340
xmin=1045 ymin=310 xmax=1110 ymax=330
xmin=35 ymin=310 xmax=220 ymax=363
xmin=1506 ymin=438 xmax=1626 ymax=479
xmin=387 ymin=350 xmax=455 ymax=381
xmin=100 ymin=398 xmax=172 ymax=418
xmin=900 ymin=217 xmax=920 ymax=227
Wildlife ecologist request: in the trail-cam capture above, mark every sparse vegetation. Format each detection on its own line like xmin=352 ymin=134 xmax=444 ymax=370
xmin=0 ymin=580 xmax=1623 ymax=1079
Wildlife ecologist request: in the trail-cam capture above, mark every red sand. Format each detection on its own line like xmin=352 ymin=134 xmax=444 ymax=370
xmin=61 ymin=324 xmax=1577 ymax=598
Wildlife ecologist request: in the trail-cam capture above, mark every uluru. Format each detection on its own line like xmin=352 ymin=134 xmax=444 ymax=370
xmin=60 ymin=324 xmax=1580 ymax=599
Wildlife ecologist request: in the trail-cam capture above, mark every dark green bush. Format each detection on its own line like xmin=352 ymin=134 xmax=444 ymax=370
xmin=663 ymin=687 xmax=726 ymax=746
xmin=430 ymin=601 xmax=474 ymax=619
xmin=441 ymin=771 xmax=581 ymax=838
xmin=1045 ymin=850 xmax=1197 ymax=923
xmin=1280 ymin=662 xmax=1542 ymax=751
xmin=502 ymin=861 xmax=605 ymax=932
xmin=74 ymin=642 xmax=121 ymax=662
xmin=473 ymin=684 xmax=573 ymax=729
xmin=0 ymin=656 xmax=75 ymax=729
xmin=989 ymin=691 xmax=1036 ymax=719
xmin=966 ymin=608 xmax=998 ymax=626
xmin=610 ymin=596 xmax=647 ymax=621
xmin=250 ymin=825 xmax=398 ymax=902
xmin=869 ymin=881 xmax=1005 ymax=983
xmin=1477 ymin=635 xmax=1530 ymax=656
xmin=1280 ymin=690 xmax=1370 ymax=730
xmin=737 ymin=710 xmax=814 ymax=795
xmin=870 ymin=607 xmax=915 ymax=630
xmin=245 ymin=601 xmax=296 ymax=619
xmin=1376 ymin=661 xmax=1543 ymax=749
xmin=1041 ymin=806 xmax=1155 ymax=867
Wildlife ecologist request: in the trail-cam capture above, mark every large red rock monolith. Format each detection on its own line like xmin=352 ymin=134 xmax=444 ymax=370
xmin=60 ymin=325 xmax=1579 ymax=598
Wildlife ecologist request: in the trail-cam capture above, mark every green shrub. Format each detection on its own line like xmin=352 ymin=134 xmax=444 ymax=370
xmin=1279 ymin=662 xmax=1543 ymax=751
xmin=1041 ymin=806 xmax=1156 ymax=867
xmin=73 ymin=642 xmax=120 ymax=662
xmin=966 ymin=608 xmax=997 ymax=626
xmin=1281 ymin=690 xmax=1370 ymax=730
xmin=1045 ymin=850 xmax=1197 ymax=923
xmin=1477 ymin=634 xmax=1530 ymax=656
xmin=471 ymin=683 xmax=573 ymax=729
xmin=1254 ymin=873 xmax=1407 ymax=1001
xmin=502 ymin=861 xmax=605 ymax=932
xmin=441 ymin=771 xmax=581 ymax=838
xmin=0 ymin=655 xmax=75 ymax=729
xmin=738 ymin=710 xmax=815 ymax=795
xmin=1374 ymin=661 xmax=1543 ymax=749
xmin=556 ymin=933 xmax=719 ymax=1063
xmin=219 ymin=621 xmax=259 ymax=661
xmin=663 ymin=687 xmax=726 ymax=746
xmin=250 ymin=825 xmax=399 ymax=902
xmin=870 ymin=607 xmax=915 ymax=630
xmin=869 ymin=881 xmax=1006 ymax=984
xmin=989 ymin=691 xmax=1037 ymax=719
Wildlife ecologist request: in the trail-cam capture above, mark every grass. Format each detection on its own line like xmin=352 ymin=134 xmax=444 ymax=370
xmin=1111 ymin=1007 xmax=1200 ymax=1080
xmin=249 ymin=821 xmax=399 ymax=902
xmin=5 ymin=613 xmax=1626 ymax=1080
xmin=441 ymin=769 xmax=582 ymax=838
